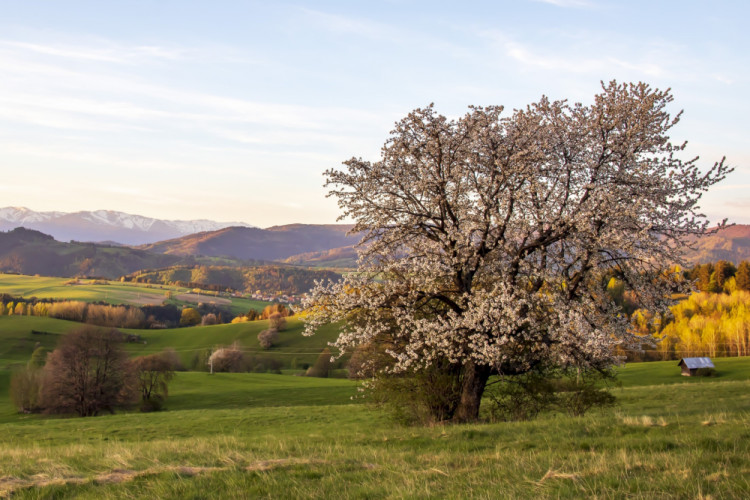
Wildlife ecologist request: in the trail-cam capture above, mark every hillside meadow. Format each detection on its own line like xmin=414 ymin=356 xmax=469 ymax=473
xmin=0 ymin=358 xmax=747 ymax=498
xmin=0 ymin=273 xmax=271 ymax=317
xmin=0 ymin=307 xmax=748 ymax=498
xmin=0 ymin=315 xmax=340 ymax=370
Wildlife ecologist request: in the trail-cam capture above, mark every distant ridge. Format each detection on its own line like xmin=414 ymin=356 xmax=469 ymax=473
xmin=139 ymin=224 xmax=359 ymax=263
xmin=0 ymin=227 xmax=181 ymax=278
xmin=0 ymin=207 xmax=255 ymax=245
xmin=684 ymin=224 xmax=750 ymax=264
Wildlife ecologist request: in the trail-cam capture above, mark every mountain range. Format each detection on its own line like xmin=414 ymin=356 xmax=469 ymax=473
xmin=0 ymin=207 xmax=254 ymax=245
xmin=138 ymin=224 xmax=359 ymax=262
xmin=2 ymin=206 xmax=750 ymax=281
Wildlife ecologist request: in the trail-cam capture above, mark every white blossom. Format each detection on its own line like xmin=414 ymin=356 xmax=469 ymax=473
xmin=303 ymin=81 xmax=731 ymax=419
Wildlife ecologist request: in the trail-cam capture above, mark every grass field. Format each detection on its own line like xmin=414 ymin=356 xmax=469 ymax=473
xmin=0 ymin=358 xmax=748 ymax=498
xmin=0 ymin=315 xmax=341 ymax=370
xmin=0 ymin=302 xmax=748 ymax=498
xmin=0 ymin=273 xmax=271 ymax=317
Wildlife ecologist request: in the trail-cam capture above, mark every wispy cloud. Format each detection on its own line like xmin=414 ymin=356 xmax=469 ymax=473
xmin=0 ymin=39 xmax=387 ymax=146
xmin=0 ymin=39 xmax=189 ymax=64
xmin=478 ymin=29 xmax=669 ymax=80
xmin=532 ymin=0 xmax=595 ymax=8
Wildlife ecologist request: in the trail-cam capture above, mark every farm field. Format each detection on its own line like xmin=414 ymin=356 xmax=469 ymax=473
xmin=0 ymin=273 xmax=271 ymax=317
xmin=0 ymin=359 xmax=748 ymax=498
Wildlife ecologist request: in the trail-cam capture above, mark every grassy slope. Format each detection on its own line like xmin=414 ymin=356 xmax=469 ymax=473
xmin=0 ymin=316 xmax=80 ymax=367
xmin=122 ymin=318 xmax=341 ymax=368
xmin=0 ymin=316 xmax=340 ymax=369
xmin=0 ymin=272 xmax=273 ymax=319
xmin=0 ymin=360 xmax=747 ymax=498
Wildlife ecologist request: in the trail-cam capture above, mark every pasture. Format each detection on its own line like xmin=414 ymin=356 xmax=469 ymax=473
xmin=0 ymin=315 xmax=340 ymax=370
xmin=0 ymin=304 xmax=748 ymax=498
xmin=0 ymin=273 xmax=271 ymax=317
xmin=0 ymin=360 xmax=748 ymax=498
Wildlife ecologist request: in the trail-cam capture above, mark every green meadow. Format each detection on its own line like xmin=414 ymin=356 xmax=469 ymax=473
xmin=0 ymin=316 xmax=340 ymax=370
xmin=0 ymin=304 xmax=748 ymax=498
xmin=0 ymin=273 xmax=271 ymax=316
xmin=0 ymin=359 xmax=748 ymax=498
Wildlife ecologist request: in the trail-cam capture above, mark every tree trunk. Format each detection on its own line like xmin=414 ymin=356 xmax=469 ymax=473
xmin=453 ymin=361 xmax=492 ymax=423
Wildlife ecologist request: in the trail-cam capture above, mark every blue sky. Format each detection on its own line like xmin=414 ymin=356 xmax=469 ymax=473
xmin=0 ymin=0 xmax=747 ymax=227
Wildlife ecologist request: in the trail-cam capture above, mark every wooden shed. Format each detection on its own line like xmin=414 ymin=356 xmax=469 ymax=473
xmin=677 ymin=357 xmax=715 ymax=376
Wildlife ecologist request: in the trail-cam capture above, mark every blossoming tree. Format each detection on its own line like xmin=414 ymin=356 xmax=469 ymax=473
xmin=303 ymin=81 xmax=731 ymax=422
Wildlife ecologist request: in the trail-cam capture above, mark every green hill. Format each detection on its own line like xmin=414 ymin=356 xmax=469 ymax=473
xmin=0 ymin=315 xmax=340 ymax=370
xmin=0 ymin=227 xmax=181 ymax=278
xmin=125 ymin=264 xmax=342 ymax=295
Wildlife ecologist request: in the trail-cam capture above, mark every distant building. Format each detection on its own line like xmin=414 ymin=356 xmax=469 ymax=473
xmin=677 ymin=357 xmax=715 ymax=376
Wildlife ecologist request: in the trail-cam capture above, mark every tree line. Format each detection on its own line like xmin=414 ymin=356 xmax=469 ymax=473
xmin=609 ymin=260 xmax=750 ymax=360
xmin=124 ymin=265 xmax=342 ymax=295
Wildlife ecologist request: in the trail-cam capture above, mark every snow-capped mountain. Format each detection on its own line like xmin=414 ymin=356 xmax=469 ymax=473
xmin=0 ymin=207 xmax=254 ymax=245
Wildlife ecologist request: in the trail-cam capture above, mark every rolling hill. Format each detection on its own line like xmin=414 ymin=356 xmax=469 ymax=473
xmin=139 ymin=224 xmax=360 ymax=263
xmin=683 ymin=224 xmax=750 ymax=263
xmin=0 ymin=227 xmax=181 ymax=278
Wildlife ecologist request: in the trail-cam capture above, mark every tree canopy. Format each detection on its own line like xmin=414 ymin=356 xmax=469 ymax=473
xmin=304 ymin=81 xmax=731 ymax=422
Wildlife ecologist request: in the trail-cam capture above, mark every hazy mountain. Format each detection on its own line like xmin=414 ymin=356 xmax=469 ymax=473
xmin=139 ymin=224 xmax=360 ymax=262
xmin=282 ymin=245 xmax=359 ymax=268
xmin=683 ymin=224 xmax=750 ymax=264
xmin=0 ymin=227 xmax=181 ymax=278
xmin=0 ymin=207 xmax=254 ymax=245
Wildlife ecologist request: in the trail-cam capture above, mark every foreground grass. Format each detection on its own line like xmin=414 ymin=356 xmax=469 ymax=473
xmin=0 ymin=365 xmax=749 ymax=498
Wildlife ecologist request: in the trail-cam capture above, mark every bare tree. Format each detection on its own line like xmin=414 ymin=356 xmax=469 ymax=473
xmin=304 ymin=82 xmax=731 ymax=422
xmin=132 ymin=353 xmax=175 ymax=411
xmin=41 ymin=326 xmax=136 ymax=417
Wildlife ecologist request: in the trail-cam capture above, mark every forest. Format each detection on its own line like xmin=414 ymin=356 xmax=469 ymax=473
xmin=123 ymin=265 xmax=342 ymax=295
xmin=612 ymin=260 xmax=750 ymax=360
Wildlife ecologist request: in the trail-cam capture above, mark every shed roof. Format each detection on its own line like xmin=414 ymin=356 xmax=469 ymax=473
xmin=678 ymin=357 xmax=714 ymax=369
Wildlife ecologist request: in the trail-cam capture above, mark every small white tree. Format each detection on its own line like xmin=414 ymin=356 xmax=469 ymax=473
xmin=304 ymin=81 xmax=732 ymax=422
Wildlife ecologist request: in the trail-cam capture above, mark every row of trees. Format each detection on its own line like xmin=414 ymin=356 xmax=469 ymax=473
xmin=126 ymin=265 xmax=342 ymax=296
xmin=231 ymin=303 xmax=293 ymax=323
xmin=688 ymin=261 xmax=750 ymax=293
xmin=604 ymin=261 xmax=750 ymax=360
xmin=0 ymin=297 xmax=251 ymax=329
xmin=627 ymin=291 xmax=750 ymax=360
xmin=10 ymin=327 xmax=176 ymax=416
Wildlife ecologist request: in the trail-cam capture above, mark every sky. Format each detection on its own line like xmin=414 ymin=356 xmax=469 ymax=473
xmin=0 ymin=0 xmax=748 ymax=227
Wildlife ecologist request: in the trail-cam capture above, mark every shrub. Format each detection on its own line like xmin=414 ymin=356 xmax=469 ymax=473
xmin=160 ymin=348 xmax=185 ymax=371
xmin=10 ymin=366 xmax=44 ymax=414
xmin=201 ymin=313 xmax=218 ymax=326
xmin=305 ymin=348 xmax=333 ymax=378
xmin=190 ymin=348 xmax=212 ymax=371
xmin=245 ymin=355 xmax=282 ymax=374
xmin=695 ymin=367 xmax=717 ymax=377
xmin=257 ymin=328 xmax=279 ymax=349
xmin=268 ymin=312 xmax=287 ymax=331
xmin=180 ymin=307 xmax=201 ymax=327
xmin=209 ymin=343 xmax=246 ymax=372
xmin=487 ymin=367 xmax=618 ymax=421
xmin=29 ymin=346 xmax=47 ymax=368
xmin=367 ymin=359 xmax=463 ymax=425
xmin=487 ymin=372 xmax=558 ymax=422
